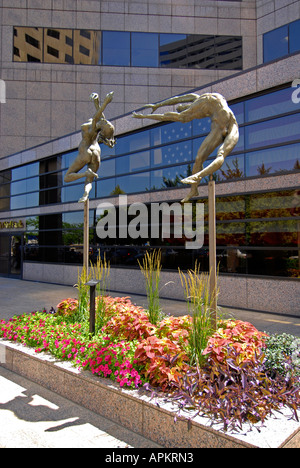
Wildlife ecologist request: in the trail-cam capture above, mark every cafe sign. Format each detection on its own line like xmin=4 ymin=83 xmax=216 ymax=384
xmin=0 ymin=219 xmax=26 ymax=230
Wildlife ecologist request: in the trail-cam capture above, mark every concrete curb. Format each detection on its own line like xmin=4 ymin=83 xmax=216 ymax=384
xmin=1 ymin=339 xmax=300 ymax=448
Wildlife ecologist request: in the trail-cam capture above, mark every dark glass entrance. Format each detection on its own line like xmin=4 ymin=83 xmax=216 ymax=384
xmin=0 ymin=234 xmax=23 ymax=278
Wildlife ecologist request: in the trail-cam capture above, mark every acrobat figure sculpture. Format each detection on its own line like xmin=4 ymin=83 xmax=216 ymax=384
xmin=133 ymin=92 xmax=239 ymax=203
xmin=64 ymin=91 xmax=116 ymax=203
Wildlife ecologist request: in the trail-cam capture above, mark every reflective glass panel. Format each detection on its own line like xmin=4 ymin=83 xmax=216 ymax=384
xmin=99 ymin=158 xmax=115 ymax=178
xmin=10 ymin=192 xmax=39 ymax=210
xmin=246 ymin=249 xmax=299 ymax=278
xmin=73 ymin=30 xmax=101 ymax=65
xmin=216 ymin=195 xmax=245 ymax=221
xmin=192 ymin=117 xmax=211 ymax=137
xmin=10 ymin=177 xmax=39 ymax=196
xmin=263 ymin=25 xmax=289 ymax=62
xmin=151 ymin=164 xmax=189 ymax=190
xmin=0 ymin=198 xmax=10 ymax=212
xmin=115 ymin=131 xmax=150 ymax=155
xmin=0 ymin=170 xmax=11 ymax=185
xmin=159 ymin=34 xmax=187 ymax=67
xmin=116 ymin=151 xmax=150 ymax=175
xmin=289 ymin=19 xmax=300 ymax=53
xmin=249 ymin=190 xmax=300 ymax=219
xmin=102 ymin=31 xmax=130 ymax=66
xmin=248 ymin=219 xmax=298 ymax=247
xmin=245 ymin=87 xmax=296 ymax=122
xmin=116 ymin=172 xmax=150 ymax=194
xmin=245 ymin=113 xmax=300 ymax=149
xmin=13 ymin=27 xmax=43 ymax=62
xmin=12 ymin=163 xmax=39 ymax=181
xmin=96 ymin=178 xmax=117 ymax=197
xmin=230 ymin=102 xmax=244 ymax=125
xmin=152 ymin=141 xmax=192 ymax=168
xmin=63 ymin=211 xmax=83 ymax=227
xmin=217 ymin=246 xmax=247 ymax=274
xmin=44 ymin=29 xmax=73 ymax=64
xmin=246 ymin=143 xmax=300 ymax=176
xmin=151 ymin=122 xmax=192 ymax=146
xmin=215 ymin=222 xmax=246 ymax=246
xmin=216 ymin=154 xmax=245 ymax=181
xmin=61 ymin=183 xmax=95 ymax=203
xmin=132 ymin=32 xmax=158 ymax=67
xmin=101 ymin=144 xmax=116 ymax=159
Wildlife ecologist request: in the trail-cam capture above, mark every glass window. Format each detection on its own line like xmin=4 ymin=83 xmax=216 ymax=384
xmin=63 ymin=211 xmax=83 ymax=227
xmin=63 ymin=151 xmax=77 ymax=170
xmin=230 ymin=102 xmax=244 ymax=125
xmin=102 ymin=31 xmax=130 ymax=66
xmin=115 ymin=131 xmax=150 ymax=155
xmin=116 ymin=172 xmax=150 ymax=194
xmin=192 ymin=117 xmax=211 ymax=137
xmin=246 ymin=143 xmax=300 ymax=177
xmin=151 ymin=122 xmax=192 ymax=147
xmin=132 ymin=32 xmax=158 ymax=67
xmin=116 ymin=151 xmax=150 ymax=175
xmin=74 ymin=30 xmax=101 ymax=65
xmin=159 ymin=34 xmax=187 ymax=67
xmin=216 ymin=222 xmax=246 ymax=246
xmin=152 ymin=141 xmax=193 ymax=168
xmin=11 ymin=162 xmax=39 ymax=181
xmin=216 ymin=195 xmax=245 ymax=221
xmin=151 ymin=164 xmax=189 ymax=190
xmin=245 ymin=113 xmax=300 ymax=150
xmin=249 ymin=190 xmax=300 ymax=219
xmin=289 ymin=19 xmax=300 ymax=53
xmin=216 ymin=154 xmax=245 ymax=181
xmin=0 ymin=170 xmax=11 ymax=185
xmin=0 ymin=198 xmax=10 ymax=212
xmin=263 ymin=25 xmax=288 ymax=62
xmin=10 ymin=177 xmax=39 ymax=195
xmin=159 ymin=34 xmax=242 ymax=70
xmin=248 ymin=219 xmax=298 ymax=247
xmin=99 ymin=158 xmax=115 ymax=178
xmin=44 ymin=28 xmax=73 ymax=64
xmin=96 ymin=178 xmax=117 ymax=197
xmin=100 ymin=144 xmax=116 ymax=159
xmin=10 ymin=192 xmax=39 ymax=210
xmin=246 ymin=249 xmax=299 ymax=278
xmin=245 ymin=87 xmax=296 ymax=122
xmin=61 ymin=183 xmax=95 ymax=203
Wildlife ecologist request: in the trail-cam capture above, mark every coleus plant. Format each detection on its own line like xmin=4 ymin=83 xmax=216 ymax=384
xmin=203 ymin=319 xmax=268 ymax=365
xmin=134 ymin=335 xmax=190 ymax=391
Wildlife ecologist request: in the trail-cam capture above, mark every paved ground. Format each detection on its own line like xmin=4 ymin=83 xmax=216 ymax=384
xmin=0 ymin=276 xmax=300 ymax=448
xmin=0 ymin=366 xmax=161 ymax=449
xmin=1 ymin=276 xmax=300 ymax=336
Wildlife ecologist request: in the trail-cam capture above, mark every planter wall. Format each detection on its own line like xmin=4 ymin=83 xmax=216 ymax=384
xmin=1 ymin=339 xmax=300 ymax=448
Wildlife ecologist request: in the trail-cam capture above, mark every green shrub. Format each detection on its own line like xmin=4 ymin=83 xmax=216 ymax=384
xmin=264 ymin=332 xmax=300 ymax=378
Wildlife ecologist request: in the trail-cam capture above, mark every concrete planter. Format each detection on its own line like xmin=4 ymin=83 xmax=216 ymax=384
xmin=1 ymin=338 xmax=300 ymax=448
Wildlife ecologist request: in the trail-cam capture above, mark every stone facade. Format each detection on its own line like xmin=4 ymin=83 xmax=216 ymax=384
xmin=0 ymin=0 xmax=261 ymax=158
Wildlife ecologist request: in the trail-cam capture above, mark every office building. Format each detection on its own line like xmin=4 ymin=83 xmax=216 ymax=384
xmin=0 ymin=0 xmax=299 ymax=315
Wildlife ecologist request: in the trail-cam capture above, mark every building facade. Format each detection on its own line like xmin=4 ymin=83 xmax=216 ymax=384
xmin=0 ymin=0 xmax=299 ymax=315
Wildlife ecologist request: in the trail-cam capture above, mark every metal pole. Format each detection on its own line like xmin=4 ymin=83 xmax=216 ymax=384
xmin=208 ymin=175 xmax=217 ymax=330
xmin=85 ymin=280 xmax=99 ymax=335
xmin=84 ymin=199 xmax=89 ymax=273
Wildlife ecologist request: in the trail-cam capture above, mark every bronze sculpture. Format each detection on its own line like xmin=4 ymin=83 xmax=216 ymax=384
xmin=133 ymin=92 xmax=239 ymax=202
xmin=64 ymin=91 xmax=116 ymax=203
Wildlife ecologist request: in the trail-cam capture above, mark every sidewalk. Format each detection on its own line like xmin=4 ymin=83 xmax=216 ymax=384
xmin=0 ymin=366 xmax=161 ymax=449
xmin=0 ymin=277 xmax=300 ymax=448
xmin=0 ymin=277 xmax=300 ymax=336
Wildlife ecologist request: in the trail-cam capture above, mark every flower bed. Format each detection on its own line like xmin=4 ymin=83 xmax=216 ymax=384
xmin=1 ymin=295 xmax=300 ymax=433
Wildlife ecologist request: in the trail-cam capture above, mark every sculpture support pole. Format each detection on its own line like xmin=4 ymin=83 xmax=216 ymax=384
xmin=84 ymin=199 xmax=89 ymax=273
xmin=208 ymin=175 xmax=217 ymax=330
